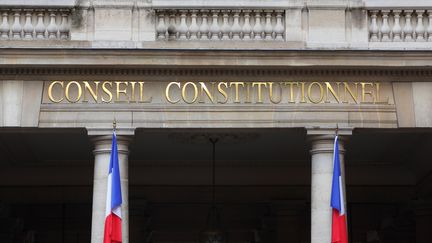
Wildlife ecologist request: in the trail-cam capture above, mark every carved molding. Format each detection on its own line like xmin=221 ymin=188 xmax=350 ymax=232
xmin=1 ymin=67 xmax=432 ymax=82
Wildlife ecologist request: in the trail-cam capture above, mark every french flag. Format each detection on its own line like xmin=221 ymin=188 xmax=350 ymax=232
xmin=330 ymin=135 xmax=348 ymax=243
xmin=104 ymin=132 xmax=122 ymax=243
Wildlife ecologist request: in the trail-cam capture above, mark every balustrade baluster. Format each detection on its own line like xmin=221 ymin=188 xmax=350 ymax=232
xmin=231 ymin=10 xmax=241 ymax=40
xmin=167 ymin=11 xmax=176 ymax=39
xmin=199 ymin=11 xmax=209 ymax=40
xmin=34 ymin=11 xmax=45 ymax=39
xmin=0 ymin=12 xmax=10 ymax=39
xmin=264 ymin=11 xmax=273 ymax=40
xmin=23 ymin=11 xmax=33 ymax=39
xmin=221 ymin=10 xmax=230 ymax=40
xmin=11 ymin=11 xmax=22 ymax=39
xmin=156 ymin=12 xmax=166 ymax=40
xmin=369 ymin=11 xmax=379 ymax=41
xmin=47 ymin=11 xmax=58 ymax=39
xmin=403 ymin=10 xmax=414 ymax=41
xmin=59 ymin=11 xmax=69 ymax=39
xmin=242 ymin=10 xmax=252 ymax=40
xmin=189 ymin=10 xmax=199 ymax=40
xmin=392 ymin=10 xmax=402 ymax=41
xmin=210 ymin=10 xmax=220 ymax=40
xmin=274 ymin=10 xmax=284 ymax=40
xmin=427 ymin=12 xmax=432 ymax=41
xmin=178 ymin=11 xmax=188 ymax=40
xmin=381 ymin=10 xmax=391 ymax=41
xmin=253 ymin=10 xmax=263 ymax=40
xmin=415 ymin=10 xmax=425 ymax=41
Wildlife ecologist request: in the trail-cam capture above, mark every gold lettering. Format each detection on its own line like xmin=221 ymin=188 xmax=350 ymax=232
xmin=138 ymin=82 xmax=152 ymax=103
xmin=361 ymin=82 xmax=375 ymax=103
xmin=268 ymin=82 xmax=282 ymax=104
xmin=130 ymin=82 xmax=136 ymax=102
xmin=343 ymin=82 xmax=358 ymax=104
xmin=165 ymin=82 xmax=181 ymax=104
xmin=82 ymin=81 xmax=99 ymax=102
xmin=375 ymin=83 xmax=389 ymax=104
xmin=47 ymin=80 xmax=391 ymax=106
xmin=182 ymin=82 xmax=198 ymax=104
xmin=65 ymin=81 xmax=82 ymax=103
xmin=229 ymin=82 xmax=244 ymax=103
xmin=252 ymin=82 xmax=268 ymax=103
xmin=325 ymin=82 xmax=341 ymax=103
xmin=281 ymin=82 xmax=298 ymax=103
xmin=217 ymin=82 xmax=228 ymax=104
xmin=115 ymin=81 xmax=128 ymax=102
xmin=199 ymin=82 xmax=215 ymax=103
xmin=307 ymin=82 xmax=324 ymax=104
xmin=101 ymin=81 xmax=113 ymax=103
xmin=47 ymin=81 xmax=64 ymax=103
xmin=299 ymin=82 xmax=306 ymax=103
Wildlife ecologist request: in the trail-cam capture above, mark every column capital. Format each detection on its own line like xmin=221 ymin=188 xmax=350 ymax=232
xmin=87 ymin=127 xmax=135 ymax=136
xmin=307 ymin=127 xmax=351 ymax=155
xmin=306 ymin=126 xmax=353 ymax=136
xmin=308 ymin=136 xmax=346 ymax=155
xmin=91 ymin=135 xmax=132 ymax=155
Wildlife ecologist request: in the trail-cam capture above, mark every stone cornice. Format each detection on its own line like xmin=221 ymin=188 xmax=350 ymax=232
xmin=1 ymin=49 xmax=432 ymax=81
xmin=1 ymin=49 xmax=432 ymax=68
xmin=1 ymin=67 xmax=432 ymax=82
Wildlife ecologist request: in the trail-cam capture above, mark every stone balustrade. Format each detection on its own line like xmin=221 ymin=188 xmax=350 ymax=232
xmin=369 ymin=9 xmax=432 ymax=42
xmin=155 ymin=9 xmax=285 ymax=41
xmin=1 ymin=1 xmax=432 ymax=49
xmin=0 ymin=8 xmax=71 ymax=40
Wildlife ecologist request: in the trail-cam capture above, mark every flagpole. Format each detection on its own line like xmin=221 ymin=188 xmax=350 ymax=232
xmin=113 ymin=119 xmax=117 ymax=133
xmin=333 ymin=123 xmax=348 ymax=243
xmin=104 ymin=117 xmax=123 ymax=243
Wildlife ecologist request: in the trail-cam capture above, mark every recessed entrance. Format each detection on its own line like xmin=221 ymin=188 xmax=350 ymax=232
xmin=0 ymin=128 xmax=431 ymax=243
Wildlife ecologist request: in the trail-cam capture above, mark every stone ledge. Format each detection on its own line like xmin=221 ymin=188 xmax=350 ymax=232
xmin=3 ymin=40 xmax=432 ymax=51
xmin=1 ymin=49 xmax=432 ymax=68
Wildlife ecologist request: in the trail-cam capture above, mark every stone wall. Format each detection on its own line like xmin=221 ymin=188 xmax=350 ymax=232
xmin=1 ymin=0 xmax=432 ymax=132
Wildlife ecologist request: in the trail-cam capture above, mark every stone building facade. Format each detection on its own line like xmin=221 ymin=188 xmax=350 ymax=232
xmin=0 ymin=0 xmax=432 ymax=243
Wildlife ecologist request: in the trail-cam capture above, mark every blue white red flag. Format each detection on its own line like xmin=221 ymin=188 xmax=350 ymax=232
xmin=103 ymin=132 xmax=122 ymax=243
xmin=330 ymin=135 xmax=348 ymax=243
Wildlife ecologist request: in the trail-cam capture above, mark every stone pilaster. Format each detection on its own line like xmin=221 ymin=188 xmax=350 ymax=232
xmin=0 ymin=80 xmax=43 ymax=127
xmin=91 ymin=135 xmax=131 ymax=243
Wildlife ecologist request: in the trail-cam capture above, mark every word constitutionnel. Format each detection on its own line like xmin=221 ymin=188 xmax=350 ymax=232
xmin=47 ymin=81 xmax=389 ymax=104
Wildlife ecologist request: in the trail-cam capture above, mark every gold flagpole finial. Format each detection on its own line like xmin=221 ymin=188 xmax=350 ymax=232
xmin=336 ymin=123 xmax=339 ymax=136
xmin=113 ymin=119 xmax=117 ymax=131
